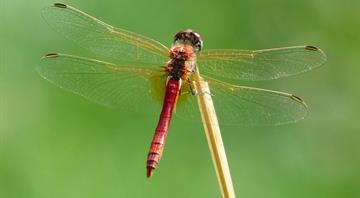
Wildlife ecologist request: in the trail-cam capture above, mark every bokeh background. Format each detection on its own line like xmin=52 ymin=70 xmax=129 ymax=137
xmin=1 ymin=0 xmax=359 ymax=197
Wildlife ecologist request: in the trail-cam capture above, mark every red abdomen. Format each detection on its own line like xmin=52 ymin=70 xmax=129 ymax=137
xmin=146 ymin=78 xmax=180 ymax=178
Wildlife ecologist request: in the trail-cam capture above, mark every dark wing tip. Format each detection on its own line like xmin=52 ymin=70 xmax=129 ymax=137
xmin=305 ymin=45 xmax=327 ymax=66
xmin=305 ymin=45 xmax=319 ymax=51
xmin=290 ymin=94 xmax=304 ymax=103
xmin=290 ymin=94 xmax=309 ymax=117
xmin=53 ymin=3 xmax=67 ymax=8
xmin=45 ymin=53 xmax=60 ymax=58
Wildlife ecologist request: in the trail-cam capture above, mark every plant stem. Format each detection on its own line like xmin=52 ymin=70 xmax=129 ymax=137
xmin=194 ymin=69 xmax=236 ymax=198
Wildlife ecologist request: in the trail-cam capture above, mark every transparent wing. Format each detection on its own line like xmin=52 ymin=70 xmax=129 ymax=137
xmin=198 ymin=46 xmax=327 ymax=81
xmin=37 ymin=53 xmax=167 ymax=112
xmin=175 ymin=76 xmax=308 ymax=126
xmin=42 ymin=3 xmax=169 ymax=65
xmin=37 ymin=53 xmax=308 ymax=126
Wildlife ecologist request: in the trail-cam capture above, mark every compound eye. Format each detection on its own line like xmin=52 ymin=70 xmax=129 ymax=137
xmin=192 ymin=32 xmax=203 ymax=52
xmin=196 ymin=40 xmax=203 ymax=52
xmin=192 ymin=40 xmax=203 ymax=52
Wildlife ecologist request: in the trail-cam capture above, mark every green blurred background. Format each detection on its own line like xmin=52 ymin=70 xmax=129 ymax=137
xmin=1 ymin=0 xmax=359 ymax=197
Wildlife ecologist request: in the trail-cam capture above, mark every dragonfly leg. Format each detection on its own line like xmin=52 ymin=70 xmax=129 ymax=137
xmin=199 ymin=91 xmax=214 ymax=97
xmin=189 ymin=79 xmax=198 ymax=96
xmin=194 ymin=80 xmax=214 ymax=96
xmin=180 ymin=78 xmax=214 ymax=96
xmin=189 ymin=79 xmax=214 ymax=96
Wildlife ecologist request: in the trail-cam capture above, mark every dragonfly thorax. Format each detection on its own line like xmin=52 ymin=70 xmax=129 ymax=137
xmin=169 ymin=46 xmax=192 ymax=61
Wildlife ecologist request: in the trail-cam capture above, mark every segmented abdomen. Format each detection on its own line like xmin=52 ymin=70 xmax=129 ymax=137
xmin=146 ymin=78 xmax=180 ymax=178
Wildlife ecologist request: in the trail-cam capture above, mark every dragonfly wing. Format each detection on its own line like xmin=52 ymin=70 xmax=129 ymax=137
xmin=204 ymin=76 xmax=309 ymax=125
xmin=37 ymin=53 xmax=166 ymax=112
xmin=42 ymin=3 xmax=169 ymax=65
xmin=198 ymin=46 xmax=327 ymax=81
xmin=174 ymin=76 xmax=308 ymax=126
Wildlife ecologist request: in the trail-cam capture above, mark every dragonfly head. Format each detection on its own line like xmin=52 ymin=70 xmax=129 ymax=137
xmin=173 ymin=29 xmax=203 ymax=53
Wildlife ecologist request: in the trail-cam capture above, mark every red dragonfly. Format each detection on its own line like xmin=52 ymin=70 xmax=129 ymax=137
xmin=38 ymin=3 xmax=327 ymax=178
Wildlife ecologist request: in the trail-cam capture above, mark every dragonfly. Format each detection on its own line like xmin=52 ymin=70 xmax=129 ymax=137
xmin=38 ymin=3 xmax=327 ymax=178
